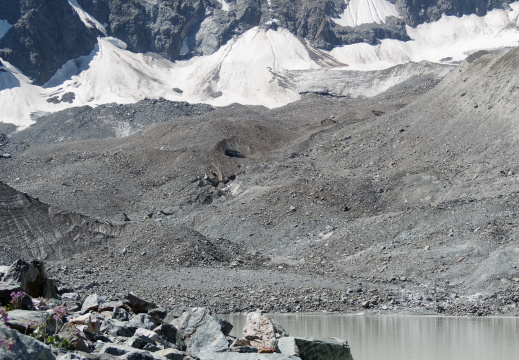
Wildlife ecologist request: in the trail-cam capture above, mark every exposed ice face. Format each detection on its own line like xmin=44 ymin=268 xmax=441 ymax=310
xmin=0 ymin=19 xmax=13 ymax=40
xmin=332 ymin=0 xmax=400 ymax=27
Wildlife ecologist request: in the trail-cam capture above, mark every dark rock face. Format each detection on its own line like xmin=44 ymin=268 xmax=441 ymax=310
xmin=0 ymin=0 xmax=98 ymax=85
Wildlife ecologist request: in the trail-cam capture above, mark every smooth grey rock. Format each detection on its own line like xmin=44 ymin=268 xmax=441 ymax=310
xmin=170 ymin=307 xmax=228 ymax=356
xmin=275 ymin=336 xmax=354 ymax=360
xmin=61 ymin=293 xmax=81 ymax=302
xmin=82 ymin=294 xmax=106 ymax=313
xmin=100 ymin=318 xmax=136 ymax=337
xmin=128 ymin=314 xmax=157 ymax=331
xmin=4 ymin=310 xmax=54 ymax=334
xmin=0 ymin=323 xmax=55 ymax=360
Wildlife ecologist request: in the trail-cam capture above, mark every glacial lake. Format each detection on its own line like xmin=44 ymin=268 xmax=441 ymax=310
xmin=220 ymin=314 xmax=519 ymax=360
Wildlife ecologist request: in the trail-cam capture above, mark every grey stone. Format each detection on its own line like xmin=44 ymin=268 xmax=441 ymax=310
xmin=113 ymin=306 xmax=130 ymax=321
xmin=4 ymin=310 xmax=54 ymax=334
xmin=154 ymin=349 xmax=188 ymax=360
xmin=0 ymin=323 xmax=55 ymax=360
xmin=124 ymin=293 xmax=157 ymax=314
xmin=153 ymin=323 xmax=177 ymax=344
xmin=100 ymin=318 xmax=136 ymax=337
xmin=57 ymin=325 xmax=91 ymax=353
xmin=81 ymin=294 xmax=106 ymax=313
xmin=242 ymin=311 xmax=288 ymax=349
xmin=128 ymin=314 xmax=157 ymax=331
xmin=275 ymin=337 xmax=354 ymax=360
xmin=61 ymin=293 xmax=81 ymax=302
xmin=2 ymin=259 xmax=58 ymax=299
xmin=170 ymin=307 xmax=229 ymax=356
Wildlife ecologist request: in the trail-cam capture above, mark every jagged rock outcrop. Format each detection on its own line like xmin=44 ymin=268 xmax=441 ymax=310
xmin=0 ymin=0 xmax=98 ymax=85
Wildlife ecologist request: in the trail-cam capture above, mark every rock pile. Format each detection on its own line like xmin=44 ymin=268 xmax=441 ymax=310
xmin=0 ymin=260 xmax=354 ymax=360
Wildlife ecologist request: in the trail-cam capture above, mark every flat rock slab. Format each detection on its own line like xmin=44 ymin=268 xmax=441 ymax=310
xmin=197 ymin=353 xmax=300 ymax=360
xmin=4 ymin=309 xmax=48 ymax=333
xmin=0 ymin=323 xmax=55 ymax=360
xmin=276 ymin=336 xmax=354 ymax=360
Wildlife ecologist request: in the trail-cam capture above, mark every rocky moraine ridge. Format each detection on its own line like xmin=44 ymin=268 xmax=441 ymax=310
xmin=0 ymin=259 xmax=354 ymax=360
xmin=1 ymin=47 xmax=519 ymax=318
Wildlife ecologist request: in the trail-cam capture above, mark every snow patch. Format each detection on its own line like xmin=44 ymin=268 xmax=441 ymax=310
xmin=333 ymin=0 xmax=400 ymax=27
xmin=216 ymin=0 xmax=230 ymax=12
xmin=331 ymin=5 xmax=519 ymax=70
xmin=68 ymin=0 xmax=107 ymax=35
xmin=0 ymin=19 xmax=13 ymax=40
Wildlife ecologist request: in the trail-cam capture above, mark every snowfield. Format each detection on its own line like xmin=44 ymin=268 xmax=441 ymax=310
xmin=2 ymin=2 xmax=519 ymax=128
xmin=332 ymin=0 xmax=400 ymax=27
xmin=0 ymin=19 xmax=12 ymax=40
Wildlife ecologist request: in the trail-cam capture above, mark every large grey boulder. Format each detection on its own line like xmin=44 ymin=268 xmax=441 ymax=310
xmin=242 ymin=311 xmax=288 ymax=349
xmin=124 ymin=293 xmax=157 ymax=314
xmin=128 ymin=314 xmax=157 ymax=331
xmin=4 ymin=310 xmax=55 ymax=334
xmin=1 ymin=259 xmax=57 ymax=299
xmin=170 ymin=308 xmax=229 ymax=357
xmin=275 ymin=336 xmax=354 ymax=360
xmin=100 ymin=318 xmax=136 ymax=337
xmin=0 ymin=323 xmax=55 ymax=360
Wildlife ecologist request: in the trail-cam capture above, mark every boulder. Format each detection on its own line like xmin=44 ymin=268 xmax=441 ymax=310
xmin=99 ymin=343 xmax=164 ymax=360
xmin=275 ymin=336 xmax=354 ymax=360
xmin=81 ymin=294 xmax=106 ymax=313
xmin=0 ymin=283 xmax=33 ymax=309
xmin=100 ymin=318 xmax=136 ymax=337
xmin=148 ymin=308 xmax=169 ymax=325
xmin=60 ymin=293 xmax=81 ymax=302
xmin=128 ymin=314 xmax=157 ymax=331
xmin=170 ymin=307 xmax=229 ymax=356
xmin=69 ymin=313 xmax=103 ymax=334
xmin=154 ymin=348 xmax=189 ymax=360
xmin=57 ymin=324 xmax=91 ymax=353
xmin=113 ymin=306 xmax=130 ymax=321
xmin=0 ymin=323 xmax=56 ymax=360
xmin=153 ymin=322 xmax=177 ymax=344
xmin=242 ymin=311 xmax=288 ymax=349
xmin=1 ymin=259 xmax=57 ymax=299
xmin=4 ymin=309 xmax=53 ymax=334
xmin=98 ymin=301 xmax=129 ymax=313
xmin=124 ymin=293 xmax=157 ymax=314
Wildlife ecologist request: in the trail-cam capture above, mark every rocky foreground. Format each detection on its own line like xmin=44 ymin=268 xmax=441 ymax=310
xmin=0 ymin=260 xmax=354 ymax=360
